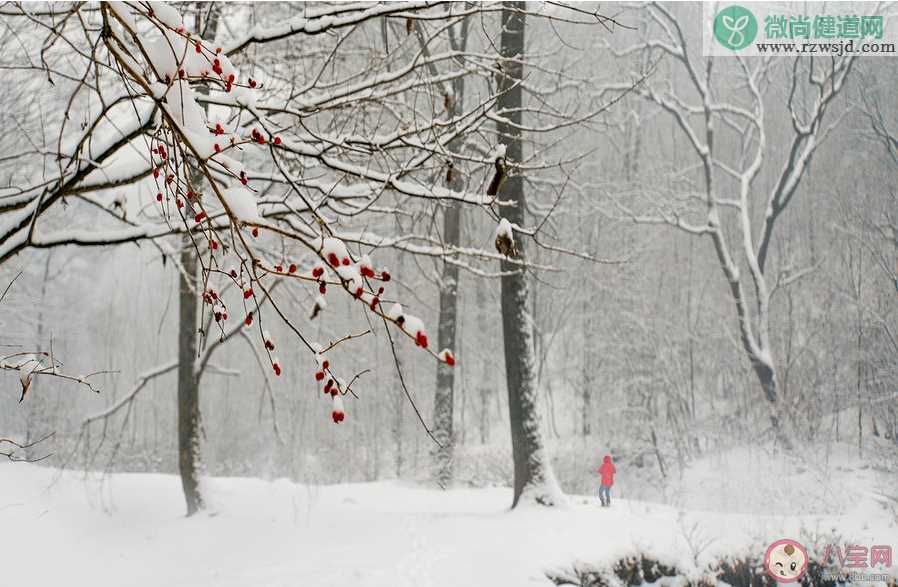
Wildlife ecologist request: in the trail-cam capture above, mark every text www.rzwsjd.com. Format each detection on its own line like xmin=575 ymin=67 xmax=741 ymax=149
xmin=756 ymin=40 xmax=896 ymax=55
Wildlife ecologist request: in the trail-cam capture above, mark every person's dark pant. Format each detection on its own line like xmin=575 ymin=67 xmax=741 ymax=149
xmin=599 ymin=484 xmax=611 ymax=506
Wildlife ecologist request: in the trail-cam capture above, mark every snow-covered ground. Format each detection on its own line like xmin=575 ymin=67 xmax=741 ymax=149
xmin=2 ymin=446 xmax=896 ymax=586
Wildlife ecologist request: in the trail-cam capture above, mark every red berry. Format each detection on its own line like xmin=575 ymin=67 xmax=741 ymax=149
xmin=228 ymin=73 xmax=235 ymax=84
xmin=176 ymin=199 xmax=183 ymax=209
xmin=244 ymin=313 xmax=253 ymax=326
xmin=288 ymin=264 xmax=297 ymax=273
xmin=214 ymin=143 xmax=220 ymax=153
xmin=312 ymin=267 xmax=324 ymax=278
xmin=341 ymin=257 xmax=350 ymax=266
xmin=241 ymin=175 xmax=248 ymax=186
xmin=444 ymin=351 xmax=455 ymax=366
xmin=354 ymin=287 xmax=363 ymax=298
xmin=211 ymin=240 xmax=218 ymax=250
xmin=229 ymin=269 xmax=238 ymax=279
xmin=275 ymin=265 xmax=283 ymax=273
xmin=215 ymin=47 xmax=222 ymax=55
xmin=273 ymin=363 xmax=281 ymax=376
xmin=195 ymin=42 xmax=202 ymax=53
xmin=265 ymin=340 xmax=274 ymax=351
xmin=319 ymin=283 xmax=326 ymax=294
xmin=153 ymin=167 xmax=160 ymax=179
xmin=327 ymin=253 xmax=339 ymax=267
xmin=214 ymin=311 xmax=222 ymax=322
xmin=156 ymin=192 xmax=163 ymax=202
xmin=381 ymin=271 xmax=391 ymax=282
xmin=251 ymin=227 xmax=259 ymax=238
xmin=332 ymin=411 xmax=344 ymax=424
xmin=249 ymin=78 xmax=257 ymax=88
xmin=369 ymin=297 xmax=379 ymax=310
xmin=322 ymin=360 xmax=329 ymax=370
xmin=274 ymin=136 xmax=281 ymax=145
xmin=243 ymin=288 xmax=253 ymax=299
xmin=315 ymin=371 xmax=324 ymax=381
xmin=195 ymin=211 xmax=206 ymax=223
xmin=416 ymin=332 xmax=428 ymax=348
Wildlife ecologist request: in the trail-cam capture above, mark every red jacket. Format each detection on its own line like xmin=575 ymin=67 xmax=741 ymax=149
xmin=597 ymin=457 xmax=616 ymax=486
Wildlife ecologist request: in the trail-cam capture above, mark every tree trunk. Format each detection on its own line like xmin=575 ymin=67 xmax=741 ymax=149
xmin=177 ymin=238 xmax=204 ymax=516
xmin=432 ymin=22 xmax=468 ymax=484
xmin=497 ymin=2 xmax=562 ymax=508
xmin=580 ymin=295 xmax=595 ymax=437
xmin=433 ymin=176 xmax=461 ymax=486
xmin=175 ymin=5 xmax=218 ymax=516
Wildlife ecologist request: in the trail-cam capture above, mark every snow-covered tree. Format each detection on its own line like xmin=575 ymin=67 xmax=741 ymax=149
xmin=604 ymin=3 xmax=855 ymax=447
xmin=0 ymin=1 xmax=622 ymax=511
xmin=495 ymin=2 xmax=564 ymax=507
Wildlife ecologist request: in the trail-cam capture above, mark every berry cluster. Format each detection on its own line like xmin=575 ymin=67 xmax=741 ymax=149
xmin=110 ymin=2 xmax=459 ymax=428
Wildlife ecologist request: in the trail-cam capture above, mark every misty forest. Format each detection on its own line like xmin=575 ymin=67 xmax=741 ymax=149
xmin=1 ymin=2 xmax=896 ymax=586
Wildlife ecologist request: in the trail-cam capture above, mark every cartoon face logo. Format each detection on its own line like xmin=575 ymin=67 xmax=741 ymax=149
xmin=764 ymin=539 xmax=809 ymax=583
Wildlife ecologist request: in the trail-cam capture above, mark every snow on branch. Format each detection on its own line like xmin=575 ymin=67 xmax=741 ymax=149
xmin=0 ymin=1 xmax=605 ymax=427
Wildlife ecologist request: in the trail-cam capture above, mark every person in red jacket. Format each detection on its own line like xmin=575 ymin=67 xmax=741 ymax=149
xmin=597 ymin=454 xmax=616 ymax=507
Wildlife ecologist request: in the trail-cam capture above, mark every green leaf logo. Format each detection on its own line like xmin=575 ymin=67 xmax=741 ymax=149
xmin=714 ymin=5 xmax=757 ymax=50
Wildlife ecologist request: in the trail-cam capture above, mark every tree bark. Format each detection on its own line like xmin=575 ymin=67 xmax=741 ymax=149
xmin=177 ymin=238 xmax=204 ymax=516
xmin=433 ymin=176 xmax=461 ymax=486
xmin=175 ymin=2 xmax=219 ymax=517
xmin=431 ymin=16 xmax=469 ymax=486
xmin=497 ymin=2 xmax=562 ymax=508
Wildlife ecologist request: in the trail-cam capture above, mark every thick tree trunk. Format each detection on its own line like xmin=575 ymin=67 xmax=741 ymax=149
xmin=432 ymin=176 xmax=461 ymax=486
xmin=177 ymin=239 xmax=204 ymax=516
xmin=432 ymin=28 xmax=468 ymax=484
xmin=752 ymin=361 xmax=785 ymax=441
xmin=175 ymin=5 xmax=218 ymax=516
xmin=497 ymin=2 xmax=562 ymax=508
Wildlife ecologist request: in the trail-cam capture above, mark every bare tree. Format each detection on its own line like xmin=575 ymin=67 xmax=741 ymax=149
xmin=496 ymin=1 xmax=563 ymax=507
xmin=608 ymin=3 xmax=855 ymax=446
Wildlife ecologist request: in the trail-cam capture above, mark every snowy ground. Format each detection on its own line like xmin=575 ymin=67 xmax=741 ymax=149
xmin=2 ymin=446 xmax=896 ymax=586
